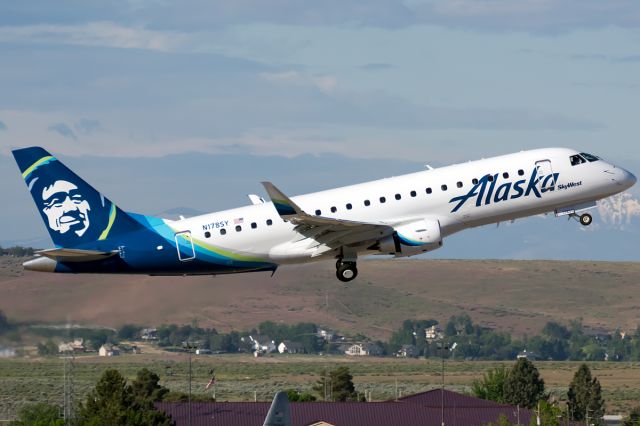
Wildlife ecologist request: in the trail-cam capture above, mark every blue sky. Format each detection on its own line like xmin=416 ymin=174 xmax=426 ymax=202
xmin=0 ymin=1 xmax=639 ymax=258
xmin=0 ymin=1 xmax=639 ymax=162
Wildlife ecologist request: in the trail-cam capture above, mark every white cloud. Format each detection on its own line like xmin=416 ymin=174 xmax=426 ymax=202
xmin=0 ymin=21 xmax=188 ymax=52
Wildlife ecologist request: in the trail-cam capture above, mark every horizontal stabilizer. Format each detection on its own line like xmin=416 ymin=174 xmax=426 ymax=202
xmin=36 ymin=248 xmax=118 ymax=263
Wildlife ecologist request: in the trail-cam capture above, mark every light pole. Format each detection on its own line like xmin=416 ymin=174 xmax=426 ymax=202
xmin=439 ymin=341 xmax=457 ymax=426
xmin=183 ymin=341 xmax=198 ymax=426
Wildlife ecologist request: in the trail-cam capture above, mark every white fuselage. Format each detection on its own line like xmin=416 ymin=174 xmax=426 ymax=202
xmin=163 ymin=147 xmax=636 ymax=265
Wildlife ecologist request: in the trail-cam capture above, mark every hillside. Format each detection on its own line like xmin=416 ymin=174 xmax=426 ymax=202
xmin=0 ymin=257 xmax=638 ymax=339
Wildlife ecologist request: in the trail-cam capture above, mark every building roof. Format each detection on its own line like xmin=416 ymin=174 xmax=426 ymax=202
xmin=157 ymin=401 xmax=535 ymax=426
xmin=156 ymin=388 xmax=589 ymax=426
xmin=395 ymin=388 xmax=505 ymax=408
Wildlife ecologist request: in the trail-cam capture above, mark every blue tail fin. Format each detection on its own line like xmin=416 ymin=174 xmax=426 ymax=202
xmin=12 ymin=147 xmax=142 ymax=248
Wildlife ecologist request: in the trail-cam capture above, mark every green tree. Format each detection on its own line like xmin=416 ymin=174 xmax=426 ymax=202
xmin=0 ymin=310 xmax=9 ymax=334
xmin=530 ymin=400 xmax=563 ymax=426
xmin=77 ymin=368 xmax=172 ymax=425
xmin=130 ymin=368 xmax=169 ymax=404
xmin=37 ymin=340 xmax=59 ymax=356
xmin=503 ymin=358 xmax=545 ymax=409
xmin=623 ymin=406 xmax=640 ymax=426
xmin=286 ymin=389 xmax=317 ymax=402
xmin=11 ymin=403 xmax=64 ymax=426
xmin=567 ymin=364 xmax=605 ymax=422
xmin=117 ymin=324 xmax=141 ymax=340
xmin=472 ymin=365 xmax=509 ymax=403
xmin=313 ymin=366 xmax=361 ymax=402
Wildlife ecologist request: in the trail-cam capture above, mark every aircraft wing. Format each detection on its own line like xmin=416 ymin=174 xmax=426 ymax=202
xmin=36 ymin=248 xmax=119 ymax=263
xmin=261 ymin=182 xmax=393 ymax=255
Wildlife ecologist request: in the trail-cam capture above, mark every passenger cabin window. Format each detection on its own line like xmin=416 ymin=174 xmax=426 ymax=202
xmin=331 ymin=206 xmax=337 ymax=213
xmin=205 ymin=231 xmax=211 ymax=238
xmin=518 ymin=169 xmax=524 ymax=176
xmin=570 ymin=154 xmax=587 ymax=166
xmin=235 ymin=225 xmax=242 ymax=232
xmin=488 ymin=175 xmax=494 ymax=182
xmin=380 ymin=196 xmax=386 ymax=203
xmin=457 ymin=182 xmax=463 ymax=188
xmin=426 ymin=187 xmax=432 ymax=194
xmin=395 ymin=194 xmax=401 ymax=200
xmin=251 ymin=222 xmax=257 ymax=229
xmin=581 ymin=152 xmax=600 ymax=162
xmin=503 ymin=172 xmax=509 ymax=179
xmin=346 ymin=203 xmax=352 ymax=210
xmin=220 ymin=229 xmax=226 ymax=235
xmin=364 ymin=200 xmax=371 ymax=206
xmin=472 ymin=178 xmax=478 ymax=185
xmin=315 ymin=209 xmax=321 ymax=216
xmin=441 ymin=185 xmax=448 ymax=191
xmin=266 ymin=219 xmax=273 ymax=226
xmin=410 ymin=190 xmax=416 ymax=197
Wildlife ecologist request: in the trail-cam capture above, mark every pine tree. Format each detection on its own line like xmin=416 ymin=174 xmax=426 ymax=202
xmin=567 ymin=364 xmax=605 ymax=421
xmin=77 ymin=368 xmax=172 ymax=426
xmin=312 ymin=366 xmax=361 ymax=401
xmin=503 ymin=358 xmax=545 ymax=409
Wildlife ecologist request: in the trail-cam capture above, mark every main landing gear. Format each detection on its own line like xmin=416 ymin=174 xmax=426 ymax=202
xmin=336 ymin=259 xmax=358 ymax=282
xmin=569 ymin=212 xmax=593 ymax=226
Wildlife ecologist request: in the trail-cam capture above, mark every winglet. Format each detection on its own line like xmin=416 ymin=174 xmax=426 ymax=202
xmin=261 ymin=182 xmax=303 ymax=218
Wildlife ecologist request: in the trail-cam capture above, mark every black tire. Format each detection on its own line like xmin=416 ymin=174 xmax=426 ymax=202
xmin=336 ymin=264 xmax=358 ymax=282
xmin=580 ymin=213 xmax=593 ymax=226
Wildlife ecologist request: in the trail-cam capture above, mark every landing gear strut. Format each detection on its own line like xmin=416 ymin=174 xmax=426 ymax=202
xmin=336 ymin=261 xmax=358 ymax=282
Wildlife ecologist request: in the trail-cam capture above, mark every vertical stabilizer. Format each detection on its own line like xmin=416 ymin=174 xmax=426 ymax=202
xmin=12 ymin=147 xmax=141 ymax=248
xmin=263 ymin=391 xmax=291 ymax=426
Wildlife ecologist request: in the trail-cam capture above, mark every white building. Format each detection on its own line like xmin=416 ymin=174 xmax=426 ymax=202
xmin=345 ymin=343 xmax=382 ymax=357
xmin=99 ymin=344 xmax=120 ymax=357
xmin=425 ymin=326 xmax=443 ymax=341
xmin=278 ymin=341 xmax=305 ymax=354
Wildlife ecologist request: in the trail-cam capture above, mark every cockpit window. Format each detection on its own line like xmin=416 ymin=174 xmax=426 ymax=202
xmin=570 ymin=154 xmax=586 ymax=166
xmin=580 ymin=152 xmax=600 ymax=162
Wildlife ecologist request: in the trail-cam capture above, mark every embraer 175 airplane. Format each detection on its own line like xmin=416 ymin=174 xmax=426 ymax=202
xmin=12 ymin=147 xmax=636 ymax=282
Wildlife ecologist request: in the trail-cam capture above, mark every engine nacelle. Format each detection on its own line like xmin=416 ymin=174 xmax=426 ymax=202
xmin=377 ymin=218 xmax=442 ymax=257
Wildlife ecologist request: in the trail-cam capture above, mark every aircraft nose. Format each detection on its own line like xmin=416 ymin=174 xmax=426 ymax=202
xmin=617 ymin=168 xmax=637 ymax=189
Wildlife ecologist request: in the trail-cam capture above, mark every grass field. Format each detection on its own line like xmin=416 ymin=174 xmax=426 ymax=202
xmin=1 ymin=353 xmax=640 ymax=420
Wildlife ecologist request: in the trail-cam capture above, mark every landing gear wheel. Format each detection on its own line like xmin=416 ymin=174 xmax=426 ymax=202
xmin=579 ymin=213 xmax=593 ymax=226
xmin=336 ymin=263 xmax=358 ymax=282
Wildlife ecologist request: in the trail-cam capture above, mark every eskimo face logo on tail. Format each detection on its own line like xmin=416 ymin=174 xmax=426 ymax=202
xmin=41 ymin=180 xmax=91 ymax=236
xmin=449 ymin=168 xmax=559 ymax=213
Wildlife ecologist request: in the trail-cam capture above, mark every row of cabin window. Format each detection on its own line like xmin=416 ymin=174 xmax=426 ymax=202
xmin=315 ymin=169 xmax=526 ymax=215
xmin=204 ymin=219 xmax=274 ymax=238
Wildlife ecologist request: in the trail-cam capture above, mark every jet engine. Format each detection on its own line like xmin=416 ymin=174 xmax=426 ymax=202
xmin=376 ymin=218 xmax=442 ymax=257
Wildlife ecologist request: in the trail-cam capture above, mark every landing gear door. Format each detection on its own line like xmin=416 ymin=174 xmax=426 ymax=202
xmin=535 ymin=160 xmax=556 ymax=193
xmin=174 ymin=231 xmax=195 ymax=261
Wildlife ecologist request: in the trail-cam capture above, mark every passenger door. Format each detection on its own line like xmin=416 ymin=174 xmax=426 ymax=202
xmin=535 ymin=160 xmax=556 ymax=192
xmin=174 ymin=231 xmax=195 ymax=261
